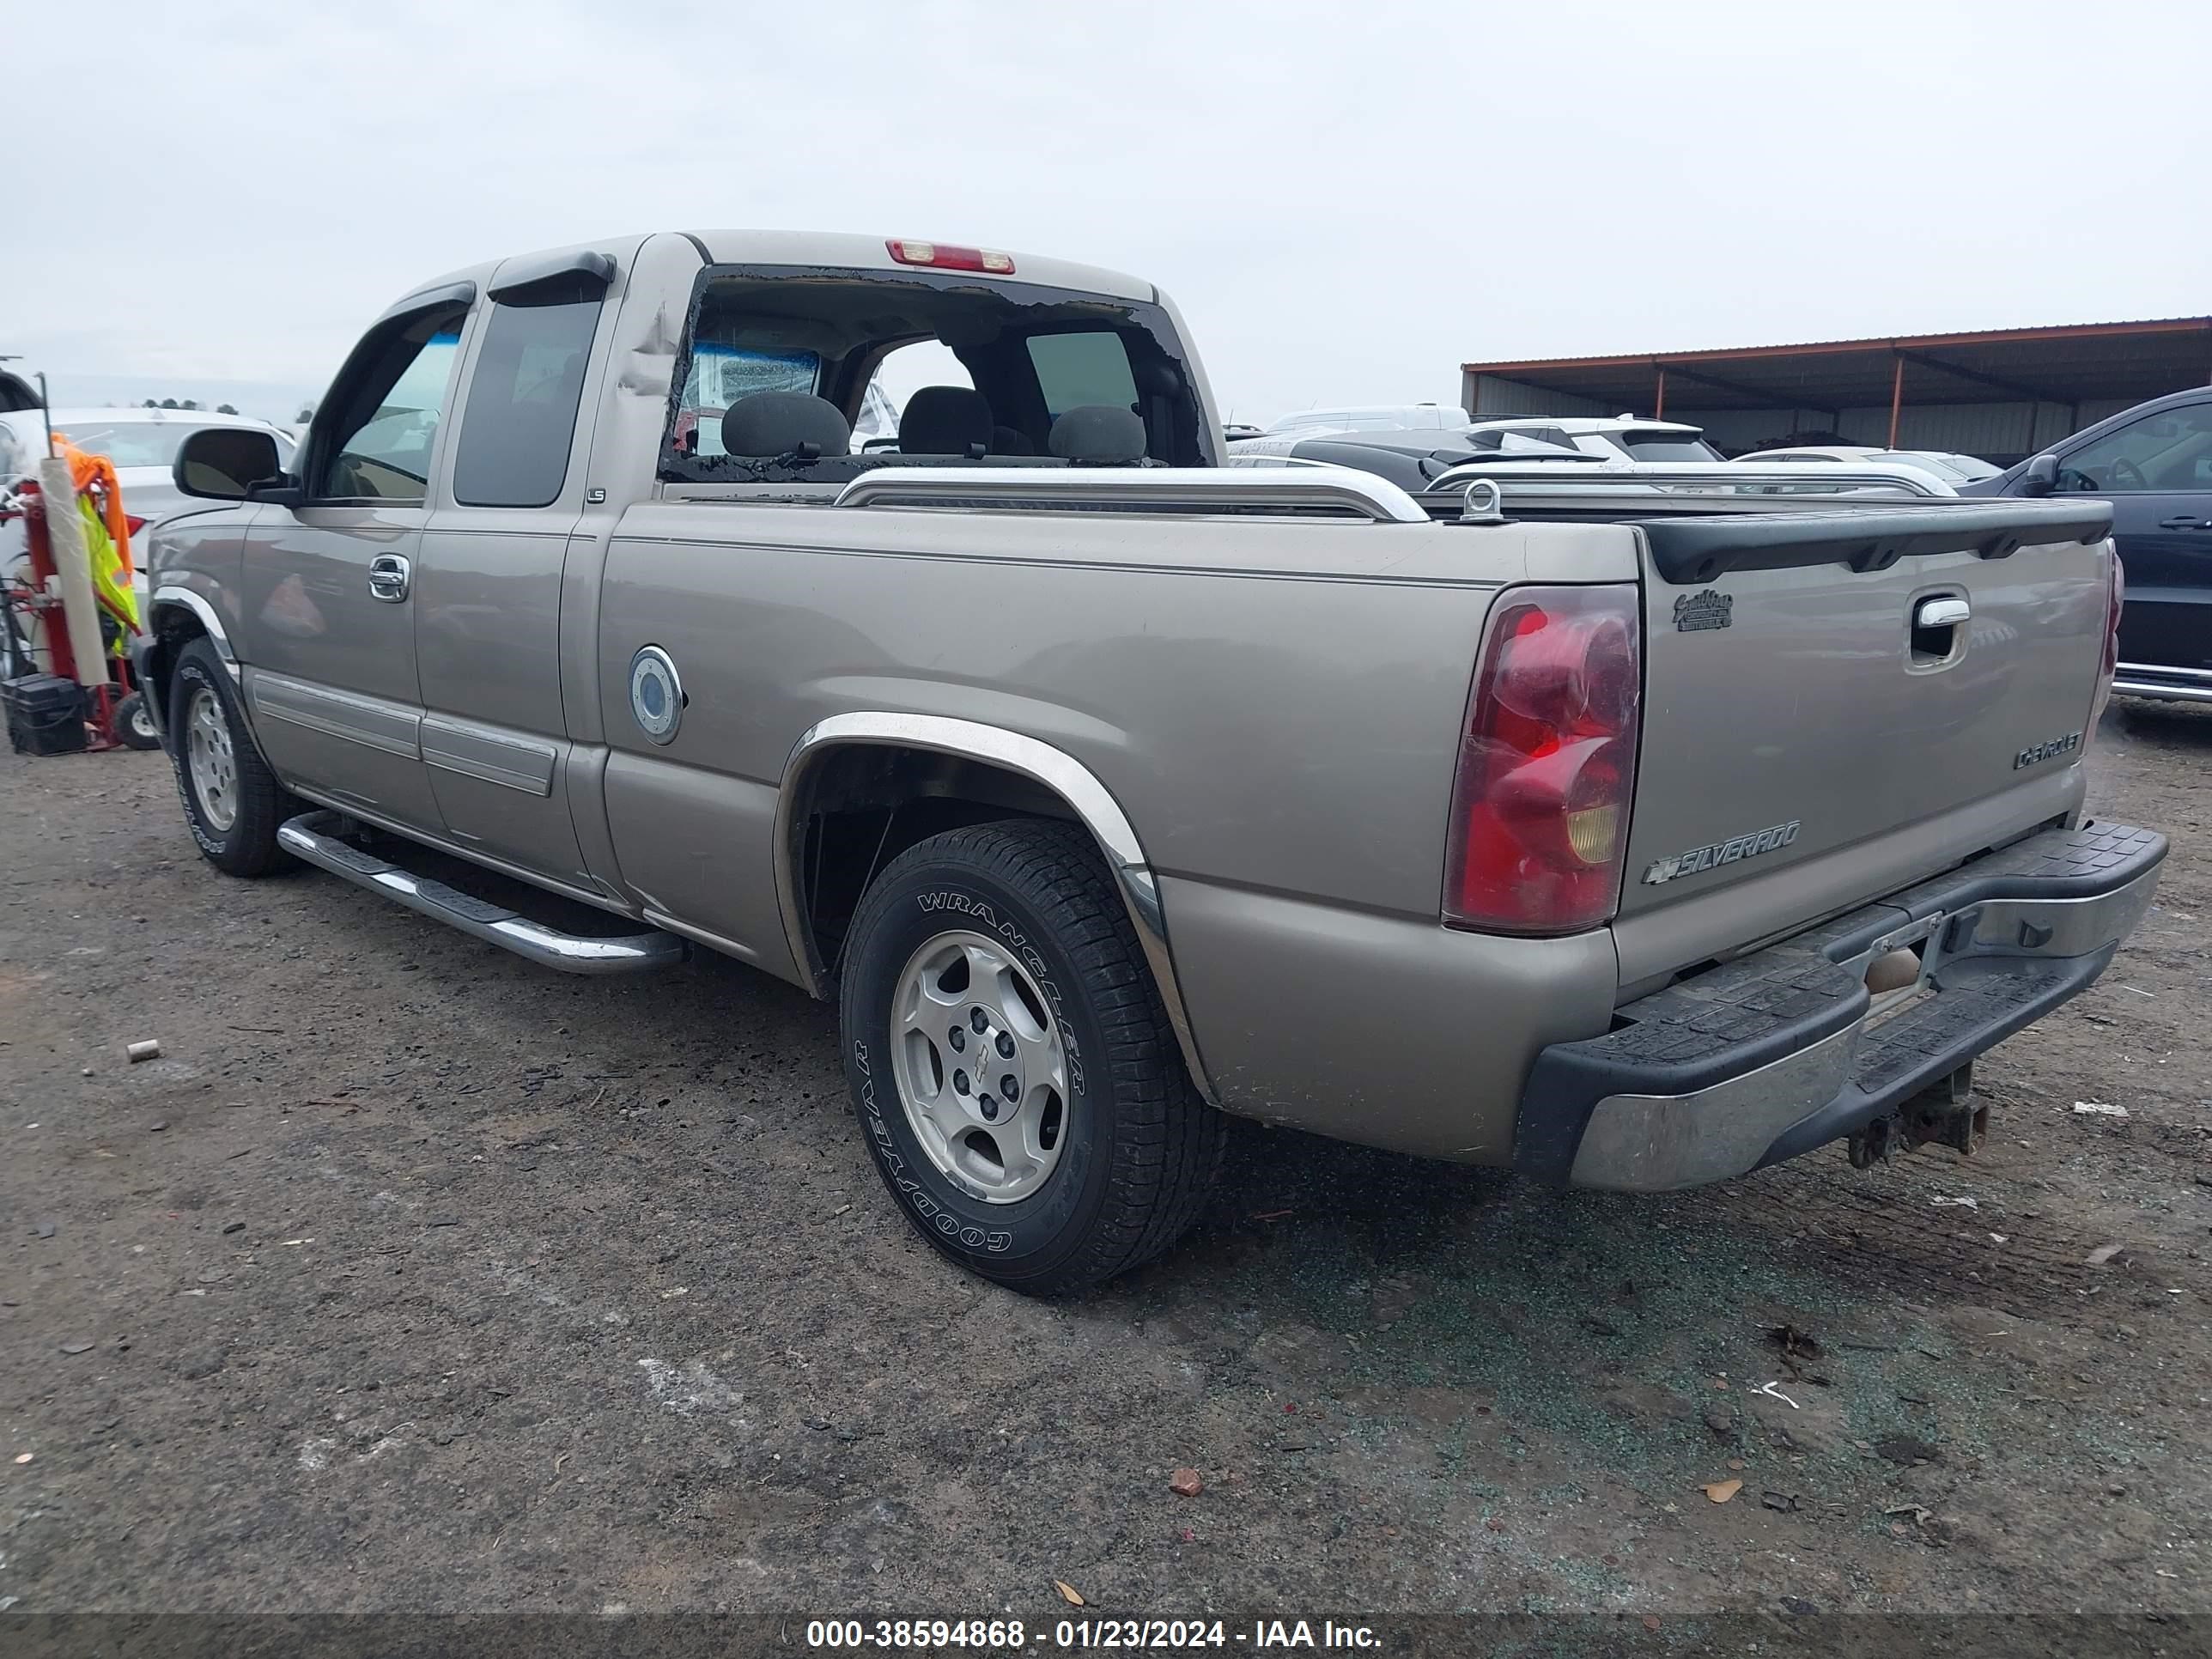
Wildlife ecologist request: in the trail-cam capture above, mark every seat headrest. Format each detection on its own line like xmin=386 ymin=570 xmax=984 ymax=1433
xmin=720 ymin=392 xmax=851 ymax=459
xmin=900 ymin=386 xmax=993 ymax=456
xmin=1048 ymin=404 xmax=1148 ymax=465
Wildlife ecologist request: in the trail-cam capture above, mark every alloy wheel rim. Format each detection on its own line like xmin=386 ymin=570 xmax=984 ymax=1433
xmin=889 ymin=927 xmax=1069 ymax=1204
xmin=185 ymin=686 xmax=239 ymax=832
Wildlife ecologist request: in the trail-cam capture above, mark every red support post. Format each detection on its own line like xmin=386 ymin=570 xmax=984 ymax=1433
xmin=1887 ymin=351 xmax=1905 ymax=447
xmin=1653 ymin=367 xmax=1667 ymax=421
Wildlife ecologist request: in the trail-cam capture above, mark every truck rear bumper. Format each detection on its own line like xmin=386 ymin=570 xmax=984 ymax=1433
xmin=1515 ymin=823 xmax=2166 ymax=1193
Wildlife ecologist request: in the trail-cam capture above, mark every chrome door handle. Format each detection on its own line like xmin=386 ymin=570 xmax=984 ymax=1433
xmin=1915 ymin=596 xmax=1970 ymax=629
xmin=2159 ymin=515 xmax=2208 ymax=530
xmin=367 ymin=553 xmax=412 ymax=604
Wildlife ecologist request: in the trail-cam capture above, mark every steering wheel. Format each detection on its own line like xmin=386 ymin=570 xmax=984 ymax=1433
xmin=2107 ymin=456 xmax=2148 ymax=490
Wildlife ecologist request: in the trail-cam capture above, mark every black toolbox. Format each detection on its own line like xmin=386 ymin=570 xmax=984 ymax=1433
xmin=4 ymin=672 xmax=90 ymax=756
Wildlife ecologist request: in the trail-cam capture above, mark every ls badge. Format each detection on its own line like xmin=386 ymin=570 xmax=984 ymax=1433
xmin=629 ymin=645 xmax=684 ymax=744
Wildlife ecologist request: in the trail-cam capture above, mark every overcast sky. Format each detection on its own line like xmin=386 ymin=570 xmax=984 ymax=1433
xmin=7 ymin=2 xmax=2208 ymax=427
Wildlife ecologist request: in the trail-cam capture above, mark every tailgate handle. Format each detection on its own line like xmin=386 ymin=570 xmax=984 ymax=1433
xmin=1916 ymin=597 xmax=1970 ymax=629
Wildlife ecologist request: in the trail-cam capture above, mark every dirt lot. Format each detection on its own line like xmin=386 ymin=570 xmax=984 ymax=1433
xmin=2 ymin=707 xmax=2208 ymax=1632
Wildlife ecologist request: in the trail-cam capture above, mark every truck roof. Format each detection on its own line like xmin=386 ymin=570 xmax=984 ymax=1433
xmin=398 ymin=232 xmax=1157 ymax=311
xmin=694 ymin=231 xmax=1156 ymax=302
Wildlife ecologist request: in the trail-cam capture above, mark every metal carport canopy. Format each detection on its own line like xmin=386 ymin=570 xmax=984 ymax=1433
xmin=1463 ymin=317 xmax=2212 ymax=442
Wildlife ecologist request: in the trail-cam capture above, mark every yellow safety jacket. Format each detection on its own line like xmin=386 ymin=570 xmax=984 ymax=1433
xmin=51 ymin=435 xmax=139 ymax=648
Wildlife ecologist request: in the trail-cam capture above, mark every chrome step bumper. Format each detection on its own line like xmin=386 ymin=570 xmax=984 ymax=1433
xmin=1515 ymin=822 xmax=2166 ymax=1192
xmin=276 ymin=811 xmax=685 ymax=976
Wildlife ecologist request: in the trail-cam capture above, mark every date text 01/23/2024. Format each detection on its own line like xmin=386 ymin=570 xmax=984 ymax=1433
xmin=804 ymin=1618 xmax=1382 ymax=1650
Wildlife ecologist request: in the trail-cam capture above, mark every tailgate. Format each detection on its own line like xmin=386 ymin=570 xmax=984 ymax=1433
xmin=1620 ymin=500 xmax=2117 ymax=928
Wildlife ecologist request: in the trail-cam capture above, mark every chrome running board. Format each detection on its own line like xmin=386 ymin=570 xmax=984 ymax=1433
xmin=277 ymin=810 xmax=685 ymax=976
xmin=2113 ymin=662 xmax=2212 ymax=705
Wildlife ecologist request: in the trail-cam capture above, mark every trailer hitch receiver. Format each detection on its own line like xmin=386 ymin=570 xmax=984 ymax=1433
xmin=1847 ymin=1062 xmax=1982 ymax=1168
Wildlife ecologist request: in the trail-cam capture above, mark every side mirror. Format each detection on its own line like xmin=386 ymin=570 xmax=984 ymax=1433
xmin=2019 ymin=453 xmax=2059 ymax=498
xmin=173 ymin=427 xmax=287 ymax=502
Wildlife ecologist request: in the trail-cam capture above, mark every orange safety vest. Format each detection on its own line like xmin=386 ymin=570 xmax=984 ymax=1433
xmin=48 ymin=434 xmax=138 ymax=642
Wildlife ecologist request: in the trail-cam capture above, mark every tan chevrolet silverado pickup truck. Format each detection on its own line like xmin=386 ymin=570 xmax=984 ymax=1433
xmin=133 ymin=230 xmax=2163 ymax=1292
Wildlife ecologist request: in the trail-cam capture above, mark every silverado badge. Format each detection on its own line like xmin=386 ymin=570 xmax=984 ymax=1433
xmin=1642 ymin=819 xmax=1801 ymax=886
xmin=1672 ymin=589 xmax=1734 ymax=633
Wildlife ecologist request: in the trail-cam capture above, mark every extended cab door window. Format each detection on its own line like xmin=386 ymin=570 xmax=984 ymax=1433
xmin=312 ymin=305 xmax=467 ymax=502
xmin=452 ymin=289 xmax=605 ymax=507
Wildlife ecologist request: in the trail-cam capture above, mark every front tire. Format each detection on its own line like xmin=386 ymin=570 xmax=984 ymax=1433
xmin=840 ymin=819 xmax=1223 ymax=1294
xmin=167 ymin=638 xmax=298 ymax=877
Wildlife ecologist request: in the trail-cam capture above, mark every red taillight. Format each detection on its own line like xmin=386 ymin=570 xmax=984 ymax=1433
xmin=1444 ymin=584 xmax=1641 ymax=934
xmin=2088 ymin=550 xmax=2124 ymax=732
xmin=885 ymin=239 xmax=1015 ymax=274
xmin=124 ymin=514 xmax=147 ymax=537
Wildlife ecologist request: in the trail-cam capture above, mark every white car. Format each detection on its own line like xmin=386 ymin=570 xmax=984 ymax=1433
xmin=1734 ymin=444 xmax=2001 ymax=486
xmin=1261 ymin=403 xmax=1475 ymax=437
xmin=3 ymin=405 xmax=297 ymax=532
xmin=2 ymin=405 xmax=298 ymax=581
xmin=3 ymin=408 xmax=297 ymax=693
xmin=1462 ymin=415 xmax=1725 ymax=464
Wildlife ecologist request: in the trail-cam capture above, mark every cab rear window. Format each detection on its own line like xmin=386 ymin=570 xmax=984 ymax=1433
xmin=660 ymin=265 xmax=1207 ymax=481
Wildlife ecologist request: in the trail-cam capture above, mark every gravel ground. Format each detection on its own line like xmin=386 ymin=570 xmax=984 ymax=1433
xmin=2 ymin=706 xmax=2207 ymax=1631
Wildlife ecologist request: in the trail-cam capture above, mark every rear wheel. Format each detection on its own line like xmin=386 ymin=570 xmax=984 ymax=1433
xmin=840 ymin=819 xmax=1223 ymax=1294
xmin=167 ymin=638 xmax=298 ymax=877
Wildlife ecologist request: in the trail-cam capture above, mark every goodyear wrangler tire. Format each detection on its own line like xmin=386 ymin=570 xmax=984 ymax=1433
xmin=840 ymin=819 xmax=1224 ymax=1294
xmin=167 ymin=638 xmax=300 ymax=878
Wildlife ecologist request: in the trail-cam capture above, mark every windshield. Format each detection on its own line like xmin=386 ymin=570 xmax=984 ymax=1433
xmin=50 ymin=419 xmax=294 ymax=471
xmin=1619 ymin=432 xmax=1724 ymax=462
xmin=1891 ymin=451 xmax=1998 ymax=482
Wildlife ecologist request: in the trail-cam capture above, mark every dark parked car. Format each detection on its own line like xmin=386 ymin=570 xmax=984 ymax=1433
xmin=1965 ymin=386 xmax=2212 ymax=704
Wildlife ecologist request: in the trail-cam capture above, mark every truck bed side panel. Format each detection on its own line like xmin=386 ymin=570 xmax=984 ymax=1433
xmin=595 ymin=511 xmax=1638 ymax=927
xmin=593 ymin=509 xmax=1638 ymax=1129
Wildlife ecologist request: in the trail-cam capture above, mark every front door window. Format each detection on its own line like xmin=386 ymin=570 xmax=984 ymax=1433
xmin=313 ymin=306 xmax=467 ymax=502
xmin=2058 ymin=404 xmax=2212 ymax=494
